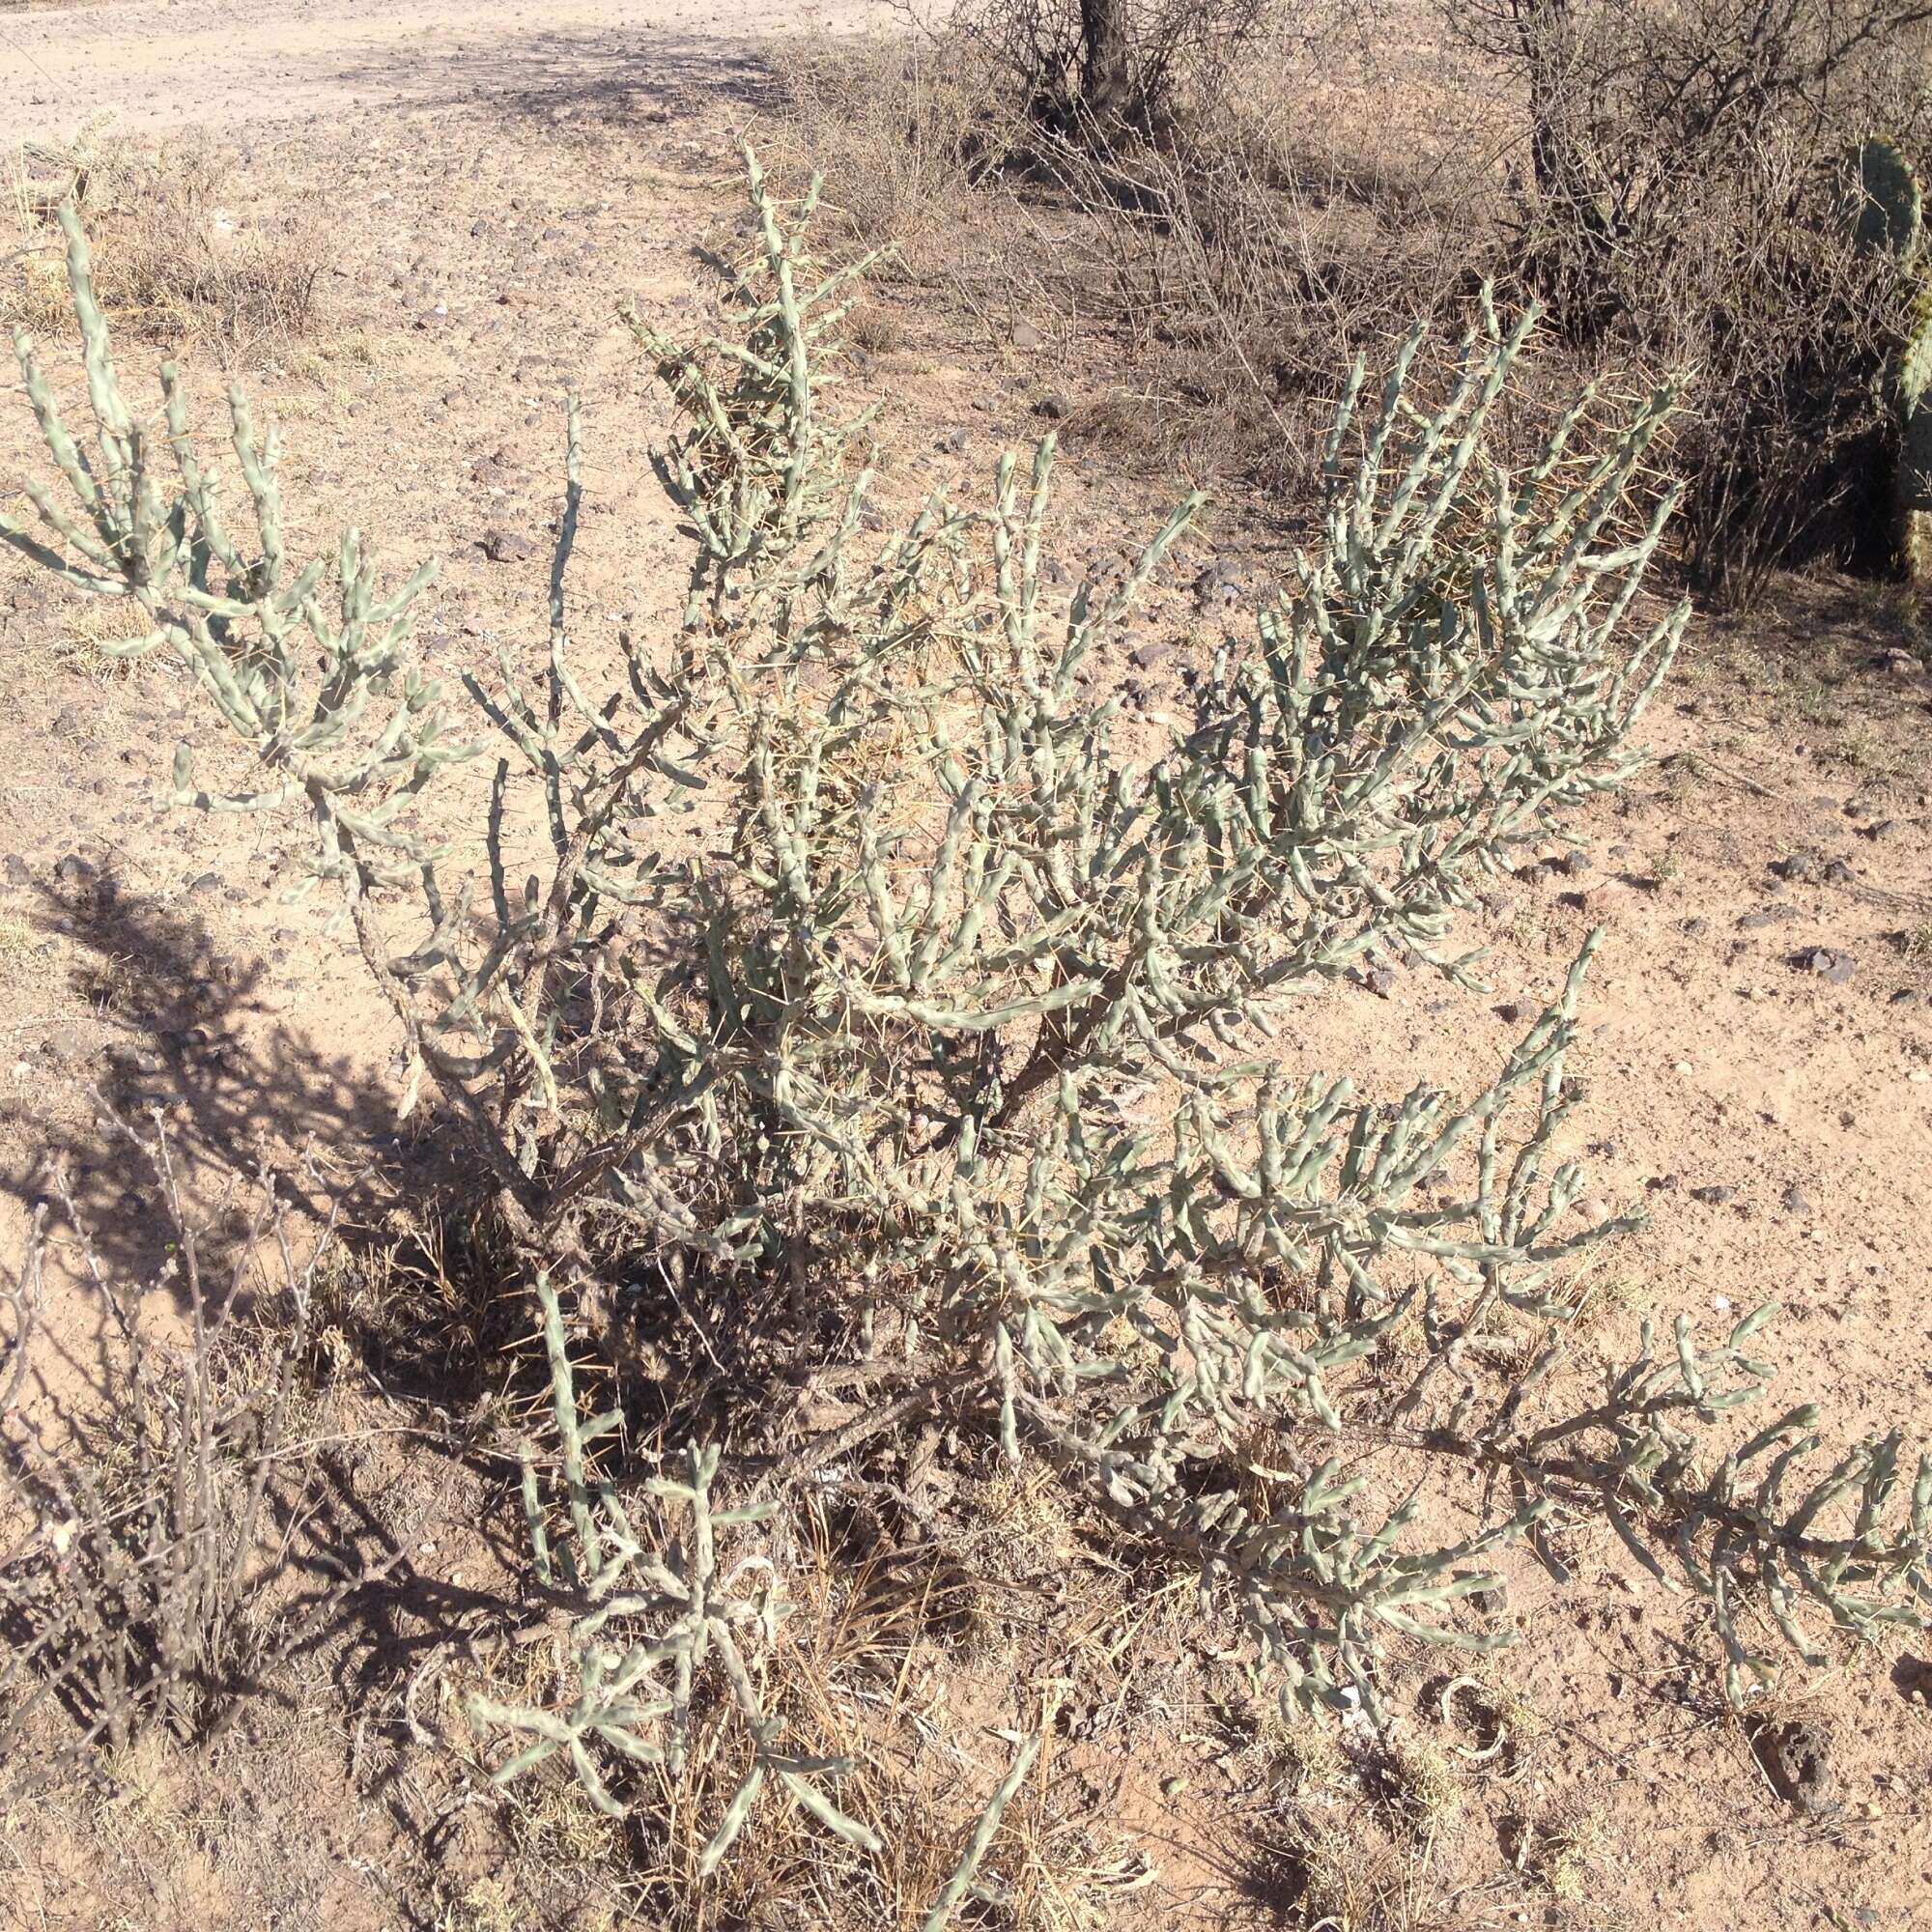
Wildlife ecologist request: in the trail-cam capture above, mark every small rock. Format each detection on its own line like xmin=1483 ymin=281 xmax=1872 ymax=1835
xmin=1682 ymin=916 xmax=1709 ymax=936
xmin=185 ymin=870 xmax=221 ymax=896
xmin=1780 ymin=1183 xmax=1812 ymax=1214
xmin=1690 ymin=1184 xmax=1737 ymax=1206
xmin=1821 ymin=858 xmax=1854 ymax=885
xmin=52 ymin=854 xmax=97 ymax=890
xmin=1553 ymin=848 xmax=1591 ymax=876
xmin=41 ymin=1024 xmax=87 ymax=1065
xmin=1037 ymin=391 xmax=1073 ymax=421
xmin=478 ymin=528 xmax=536 ymax=564
xmin=1861 ymin=818 xmax=1897 ymax=841
xmin=103 ymin=1041 xmax=166 ymax=1079
xmin=939 ymin=427 xmax=969 ymax=454
xmin=2 ymin=855 xmax=28 ymax=886
xmin=1011 ymin=319 xmax=1045 ymax=352
xmin=1359 ymin=960 xmax=1397 ymax=998
xmin=52 ymin=705 xmax=83 ymax=739
xmin=1739 ymin=905 xmax=1797 ymax=930
xmin=1191 ymin=561 xmax=1242 ymax=614
xmin=1794 ymin=947 xmax=1856 ymax=984
xmin=1750 ymin=1716 xmax=1838 ymax=1818
xmin=1774 ymin=853 xmax=1819 ymax=884
xmin=1127 ymin=636 xmax=1174 ymax=670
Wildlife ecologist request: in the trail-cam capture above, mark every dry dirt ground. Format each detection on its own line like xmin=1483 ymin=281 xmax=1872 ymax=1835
xmin=0 ymin=4 xmax=1929 ymax=1930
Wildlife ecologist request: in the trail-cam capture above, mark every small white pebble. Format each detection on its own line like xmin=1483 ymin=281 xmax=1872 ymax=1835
xmin=419 ymin=1539 xmax=437 ymax=1555
xmin=1712 ymin=1295 xmax=1731 ymax=1313
xmin=1909 ymin=1070 xmax=1930 ymax=1085
xmin=1674 ymin=1061 xmax=1694 ymax=1076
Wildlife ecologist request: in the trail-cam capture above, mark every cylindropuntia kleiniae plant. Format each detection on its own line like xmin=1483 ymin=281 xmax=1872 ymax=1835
xmin=467 ymin=1277 xmax=879 ymax=1866
xmin=1 ymin=146 xmax=1925 ymax=1868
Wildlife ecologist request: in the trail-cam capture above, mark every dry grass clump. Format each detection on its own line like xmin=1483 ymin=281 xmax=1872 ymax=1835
xmin=764 ymin=35 xmax=996 ymax=268
xmin=1 ymin=127 xmax=330 ymax=352
xmin=1523 ymin=1796 xmax=1617 ymax=1904
xmin=1271 ymin=1809 xmax=1448 ymax=1932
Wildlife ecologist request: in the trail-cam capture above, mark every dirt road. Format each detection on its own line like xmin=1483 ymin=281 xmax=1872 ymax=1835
xmin=0 ymin=0 xmax=891 ymax=143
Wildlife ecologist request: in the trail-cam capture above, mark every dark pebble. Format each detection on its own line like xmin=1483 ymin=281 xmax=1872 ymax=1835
xmin=1794 ymin=947 xmax=1856 ymax=984
xmin=478 ymin=528 xmax=536 ymax=563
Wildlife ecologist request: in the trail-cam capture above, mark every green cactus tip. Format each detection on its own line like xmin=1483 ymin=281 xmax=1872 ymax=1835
xmin=1849 ymin=137 xmax=1923 ymax=258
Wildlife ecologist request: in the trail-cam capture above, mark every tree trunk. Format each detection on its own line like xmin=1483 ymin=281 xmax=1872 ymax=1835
xmin=1079 ymin=0 xmax=1135 ymax=129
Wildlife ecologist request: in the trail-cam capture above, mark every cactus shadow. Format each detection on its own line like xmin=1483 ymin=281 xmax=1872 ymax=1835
xmin=336 ymin=26 xmax=781 ymax=128
xmin=0 ymin=869 xmax=452 ymax=1324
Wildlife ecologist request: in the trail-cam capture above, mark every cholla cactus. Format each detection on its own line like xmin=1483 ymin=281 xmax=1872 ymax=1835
xmin=1844 ymin=138 xmax=1932 ymax=581
xmin=1849 ymin=137 xmax=1924 ymax=260
xmin=626 ymin=147 xmax=887 ymax=634
xmin=1900 ymin=280 xmax=1932 ymax=582
xmin=4 ymin=144 xmax=1925 ymax=1833
xmin=468 ymin=1278 xmax=879 ymax=1866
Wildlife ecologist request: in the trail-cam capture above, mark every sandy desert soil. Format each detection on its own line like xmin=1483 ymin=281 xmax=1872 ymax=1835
xmin=0 ymin=0 xmax=895 ymax=142
xmin=0 ymin=3 xmax=1928 ymax=1929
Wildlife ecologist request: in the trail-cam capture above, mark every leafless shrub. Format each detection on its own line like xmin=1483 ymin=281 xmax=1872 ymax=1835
xmin=898 ymin=0 xmax=1273 ymax=137
xmin=1449 ymin=0 xmax=1932 ymax=599
xmin=999 ymin=108 xmax=1499 ymax=488
xmin=793 ymin=1 xmax=1932 ymax=593
xmin=0 ymin=1110 xmax=383 ymax=1788
xmin=777 ymin=9 xmax=1520 ymax=488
